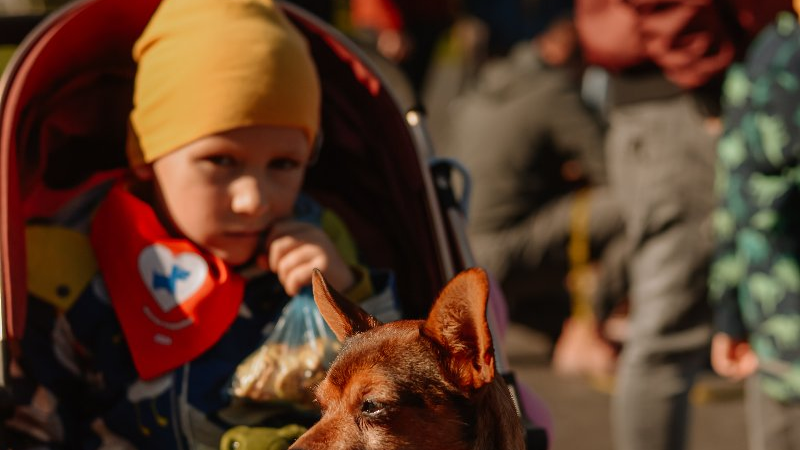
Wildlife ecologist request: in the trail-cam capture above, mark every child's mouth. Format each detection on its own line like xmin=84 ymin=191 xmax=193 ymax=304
xmin=223 ymin=230 xmax=264 ymax=242
xmin=225 ymin=229 xmax=271 ymax=247
xmin=226 ymin=231 xmax=260 ymax=237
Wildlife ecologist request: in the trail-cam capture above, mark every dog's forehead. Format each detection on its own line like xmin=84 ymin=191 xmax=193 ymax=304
xmin=325 ymin=320 xmax=432 ymax=386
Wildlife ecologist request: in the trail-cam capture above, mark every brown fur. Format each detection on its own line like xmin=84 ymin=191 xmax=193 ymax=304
xmin=289 ymin=268 xmax=525 ymax=450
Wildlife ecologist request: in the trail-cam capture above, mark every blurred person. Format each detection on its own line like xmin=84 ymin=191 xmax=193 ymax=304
xmin=574 ymin=0 xmax=792 ymax=449
xmin=462 ymin=0 xmax=575 ymax=59
xmin=348 ymin=0 xmax=457 ymax=94
xmin=710 ymin=8 xmax=800 ymax=450
xmin=446 ymin=11 xmax=624 ymax=373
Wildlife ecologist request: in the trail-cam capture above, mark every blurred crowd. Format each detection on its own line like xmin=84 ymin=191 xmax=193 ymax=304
xmin=3 ymin=0 xmax=800 ymax=449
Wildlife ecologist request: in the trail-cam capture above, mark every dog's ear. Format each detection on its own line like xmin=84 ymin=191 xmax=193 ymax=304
xmin=311 ymin=269 xmax=382 ymax=342
xmin=422 ymin=267 xmax=495 ymax=390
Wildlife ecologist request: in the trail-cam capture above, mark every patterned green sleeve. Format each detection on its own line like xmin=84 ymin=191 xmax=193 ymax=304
xmin=709 ymin=64 xmax=750 ymax=339
xmin=711 ymin=13 xmax=800 ymax=340
xmin=709 ymin=189 xmax=748 ymax=338
xmin=726 ymin=13 xmax=800 ymax=173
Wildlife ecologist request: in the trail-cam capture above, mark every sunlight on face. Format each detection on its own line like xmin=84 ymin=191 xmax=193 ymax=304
xmin=146 ymin=125 xmax=311 ymax=266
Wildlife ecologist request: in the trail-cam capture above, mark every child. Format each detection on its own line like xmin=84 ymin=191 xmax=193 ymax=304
xmin=6 ymin=0 xmax=397 ymax=448
xmin=709 ymin=7 xmax=800 ymax=450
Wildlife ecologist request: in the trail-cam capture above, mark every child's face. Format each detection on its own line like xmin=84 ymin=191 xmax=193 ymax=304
xmin=141 ymin=125 xmax=311 ymax=266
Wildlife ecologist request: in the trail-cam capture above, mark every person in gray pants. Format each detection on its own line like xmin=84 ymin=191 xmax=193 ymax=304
xmin=604 ymin=90 xmax=718 ymax=449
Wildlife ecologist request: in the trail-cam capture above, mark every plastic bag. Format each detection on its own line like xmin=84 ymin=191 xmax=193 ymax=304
xmin=230 ymin=288 xmax=341 ymax=407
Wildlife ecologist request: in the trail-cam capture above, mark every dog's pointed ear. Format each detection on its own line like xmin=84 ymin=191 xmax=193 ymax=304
xmin=311 ymin=269 xmax=382 ymax=342
xmin=422 ymin=267 xmax=495 ymax=390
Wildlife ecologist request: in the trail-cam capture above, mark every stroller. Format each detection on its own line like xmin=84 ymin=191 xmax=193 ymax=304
xmin=0 ymin=0 xmax=549 ymax=447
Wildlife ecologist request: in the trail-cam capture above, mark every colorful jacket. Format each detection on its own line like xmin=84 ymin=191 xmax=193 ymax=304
xmin=710 ymin=12 xmax=800 ymax=402
xmin=7 ymin=181 xmax=399 ymax=449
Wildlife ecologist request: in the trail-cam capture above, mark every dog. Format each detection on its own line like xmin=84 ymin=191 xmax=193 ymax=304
xmin=289 ymin=267 xmax=526 ymax=450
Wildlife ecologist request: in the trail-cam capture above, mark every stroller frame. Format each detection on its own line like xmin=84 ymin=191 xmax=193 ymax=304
xmin=0 ymin=1 xmax=548 ymax=447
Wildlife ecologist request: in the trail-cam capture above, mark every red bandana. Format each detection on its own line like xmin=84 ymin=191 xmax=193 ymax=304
xmin=90 ymin=183 xmax=244 ymax=380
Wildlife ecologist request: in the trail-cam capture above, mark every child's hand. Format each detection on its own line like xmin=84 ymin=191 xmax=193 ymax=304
xmin=260 ymin=220 xmax=355 ymax=296
xmin=710 ymin=332 xmax=759 ymax=381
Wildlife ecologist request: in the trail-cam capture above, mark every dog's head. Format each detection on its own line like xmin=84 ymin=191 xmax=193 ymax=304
xmin=290 ymin=267 xmax=523 ymax=450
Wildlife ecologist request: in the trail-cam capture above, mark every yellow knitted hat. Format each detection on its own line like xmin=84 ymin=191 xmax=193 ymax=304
xmin=128 ymin=0 xmax=321 ymax=165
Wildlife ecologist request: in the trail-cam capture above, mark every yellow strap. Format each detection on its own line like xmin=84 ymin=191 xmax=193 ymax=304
xmin=567 ymin=189 xmax=594 ymax=319
xmin=321 ymin=209 xmax=374 ymax=302
xmin=342 ymin=264 xmax=374 ymax=303
xmin=320 ymin=209 xmax=359 ymax=266
xmin=26 ymin=225 xmax=98 ymax=311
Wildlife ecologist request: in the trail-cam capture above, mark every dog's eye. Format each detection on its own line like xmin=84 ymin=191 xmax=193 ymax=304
xmin=360 ymin=399 xmax=386 ymax=418
xmin=313 ymin=398 xmax=326 ymax=415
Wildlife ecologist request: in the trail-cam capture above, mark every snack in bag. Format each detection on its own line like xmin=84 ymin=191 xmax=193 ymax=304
xmin=231 ymin=287 xmax=341 ymax=407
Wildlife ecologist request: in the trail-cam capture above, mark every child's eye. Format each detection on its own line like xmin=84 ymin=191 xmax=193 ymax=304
xmin=268 ymin=158 xmax=301 ymax=170
xmin=204 ymin=155 xmax=237 ymax=167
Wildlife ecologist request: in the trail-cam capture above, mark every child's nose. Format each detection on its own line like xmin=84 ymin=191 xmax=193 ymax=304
xmin=231 ymin=176 xmax=269 ymax=216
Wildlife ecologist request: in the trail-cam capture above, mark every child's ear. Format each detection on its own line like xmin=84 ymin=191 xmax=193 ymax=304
xmin=131 ymin=164 xmax=154 ymax=181
xmin=422 ymin=267 xmax=495 ymax=390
